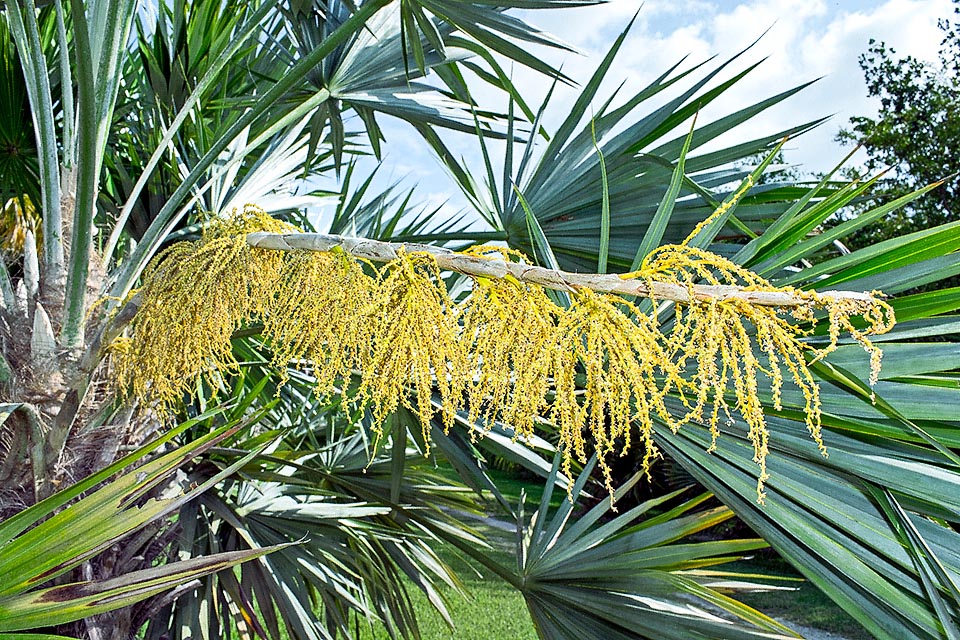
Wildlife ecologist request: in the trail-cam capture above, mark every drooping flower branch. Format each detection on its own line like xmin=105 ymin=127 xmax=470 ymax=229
xmin=112 ymin=205 xmax=895 ymax=501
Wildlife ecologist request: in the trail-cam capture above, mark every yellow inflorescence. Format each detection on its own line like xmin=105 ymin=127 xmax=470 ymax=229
xmin=630 ymin=222 xmax=894 ymax=501
xmin=569 ymin=290 xmax=691 ymax=495
xmin=115 ymin=205 xmax=296 ymax=416
xmin=357 ymin=249 xmax=470 ymax=450
xmin=461 ymin=268 xmax=558 ymax=442
xmin=262 ymin=248 xmax=374 ymax=395
xmin=114 ymin=205 xmax=895 ymax=503
xmin=1 ymin=195 xmax=40 ymax=256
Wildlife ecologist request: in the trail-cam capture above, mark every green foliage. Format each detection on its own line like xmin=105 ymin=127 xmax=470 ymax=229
xmin=4 ymin=1 xmax=960 ymax=639
xmin=458 ymin=458 xmax=798 ymax=640
xmin=0 ymin=406 xmax=288 ymax=635
xmin=141 ymin=395 xmax=489 ymax=639
xmin=0 ymin=8 xmax=45 ymax=256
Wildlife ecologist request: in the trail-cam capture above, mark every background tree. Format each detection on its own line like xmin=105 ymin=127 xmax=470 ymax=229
xmin=836 ymin=0 xmax=960 ymax=248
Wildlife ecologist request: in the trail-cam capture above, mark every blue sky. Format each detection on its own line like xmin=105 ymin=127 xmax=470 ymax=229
xmin=318 ymin=0 xmax=954 ymax=230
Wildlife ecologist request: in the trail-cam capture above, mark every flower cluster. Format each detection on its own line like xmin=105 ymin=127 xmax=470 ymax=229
xmin=636 ymin=242 xmax=893 ymax=499
xmin=114 ymin=205 xmax=895 ymax=501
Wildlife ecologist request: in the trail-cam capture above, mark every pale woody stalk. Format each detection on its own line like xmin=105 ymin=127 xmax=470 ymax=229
xmin=246 ymin=231 xmax=879 ymax=307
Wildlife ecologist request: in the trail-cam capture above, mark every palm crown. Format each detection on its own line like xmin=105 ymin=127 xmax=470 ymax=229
xmin=1 ymin=2 xmax=960 ymax=639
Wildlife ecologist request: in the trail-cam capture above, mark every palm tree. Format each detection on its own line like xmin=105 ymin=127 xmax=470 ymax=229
xmin=1 ymin=2 xmax=959 ymax=639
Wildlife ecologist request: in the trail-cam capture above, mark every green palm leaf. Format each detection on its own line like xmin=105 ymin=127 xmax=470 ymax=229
xmin=0 ymin=407 xmax=288 ymax=634
xmin=429 ymin=19 xmax=825 ymax=273
xmin=450 ymin=457 xmax=802 ymax=640
xmin=639 ymin=174 xmax=960 ymax=638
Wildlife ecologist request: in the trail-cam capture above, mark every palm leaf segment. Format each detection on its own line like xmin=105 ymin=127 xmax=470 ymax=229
xmin=0 ymin=408 xmax=291 ymax=634
xmin=509 ymin=459 xmax=801 ymax=640
xmin=389 ymin=13 xmax=960 ymax=638
xmin=425 ymin=18 xmax=824 ymax=271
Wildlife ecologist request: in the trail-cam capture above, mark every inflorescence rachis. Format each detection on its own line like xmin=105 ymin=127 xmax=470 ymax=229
xmin=112 ymin=204 xmax=894 ymax=503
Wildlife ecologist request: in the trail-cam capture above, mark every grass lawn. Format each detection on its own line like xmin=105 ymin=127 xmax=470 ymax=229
xmin=355 ymin=535 xmax=538 ymax=640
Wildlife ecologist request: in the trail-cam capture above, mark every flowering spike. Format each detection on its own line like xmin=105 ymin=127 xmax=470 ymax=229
xmin=356 ymin=249 xmax=469 ymax=450
xmin=113 ymin=206 xmax=896 ymax=503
